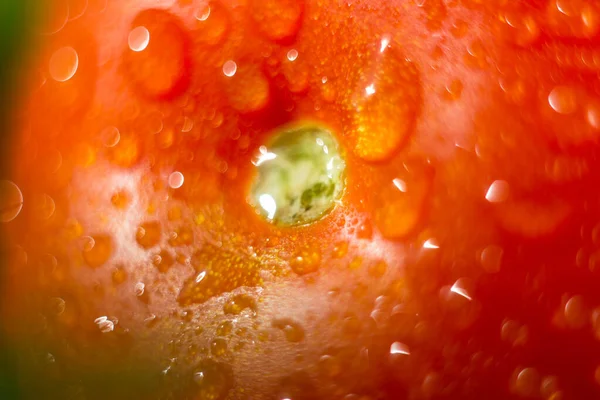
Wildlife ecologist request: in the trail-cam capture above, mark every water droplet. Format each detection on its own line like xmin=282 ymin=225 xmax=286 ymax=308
xmin=168 ymin=171 xmax=185 ymax=189
xmin=49 ymin=47 xmax=79 ymax=82
xmin=512 ymin=367 xmax=540 ymax=397
xmin=548 ymin=86 xmax=578 ymax=115
xmin=480 ymin=245 xmax=503 ymax=273
xmin=289 ymin=247 xmax=321 ymax=275
xmin=112 ymin=267 xmax=127 ymax=285
xmin=591 ymin=308 xmax=600 ymax=340
xmin=194 ymin=1 xmax=230 ymax=45
xmin=450 ymin=278 xmax=473 ymax=301
xmin=368 ymin=260 xmax=387 ymax=277
xmin=111 ymin=190 xmax=130 ymax=209
xmin=375 ymin=166 xmax=432 ymax=240
xmin=318 ymin=354 xmax=341 ymax=378
xmin=251 ymin=0 xmax=304 ymax=41
xmin=134 ymin=282 xmax=145 ymax=297
xmin=287 ymin=49 xmax=298 ymax=61
xmin=136 ymin=221 xmax=162 ymax=249
xmin=223 ymin=294 xmax=257 ymax=315
xmin=153 ymin=250 xmax=175 ymax=273
xmin=82 ymin=235 xmax=113 ymax=268
xmin=179 ymin=247 xmax=262 ymax=306
xmin=192 ymin=360 xmax=232 ymax=400
xmin=195 ymin=4 xmax=211 ymax=21
xmin=485 ymin=180 xmax=510 ymax=203
xmin=0 ymin=180 xmax=23 ymax=223
xmin=332 ymin=241 xmax=348 ymax=258
xmin=48 ymin=297 xmax=66 ymax=316
xmin=272 ymin=319 xmax=305 ymax=342
xmin=100 ymin=126 xmax=120 ymax=147
xmin=222 ymin=60 xmax=237 ymax=77
xmin=94 ymin=316 xmax=115 ymax=333
xmin=128 ymin=26 xmax=150 ymax=52
xmin=351 ymin=43 xmax=421 ymax=161
xmin=564 ymin=295 xmax=588 ymax=329
xmin=540 ymin=376 xmax=560 ymax=399
xmin=125 ymin=10 xmax=190 ymax=98
xmin=68 ymin=0 xmax=88 ymax=21
xmin=501 ymin=319 xmax=528 ymax=346
xmin=250 ymin=124 xmax=345 ymax=226
xmin=216 ymin=321 xmax=233 ymax=336
xmin=39 ymin=0 xmax=69 ymax=34
xmin=210 ymin=337 xmax=228 ymax=356
xmin=223 ymin=63 xmax=270 ymax=113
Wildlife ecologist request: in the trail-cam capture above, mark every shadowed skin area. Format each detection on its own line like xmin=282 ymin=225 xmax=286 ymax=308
xmin=3 ymin=0 xmax=600 ymax=399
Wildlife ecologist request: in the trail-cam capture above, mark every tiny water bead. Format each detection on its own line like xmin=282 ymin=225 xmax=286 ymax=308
xmin=222 ymin=60 xmax=237 ymax=77
xmin=249 ymin=124 xmax=346 ymax=226
xmin=168 ymin=171 xmax=185 ymax=189
xmin=128 ymin=26 xmax=150 ymax=52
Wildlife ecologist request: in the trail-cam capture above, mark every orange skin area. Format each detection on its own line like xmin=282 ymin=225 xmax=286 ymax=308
xmin=3 ymin=0 xmax=600 ymax=399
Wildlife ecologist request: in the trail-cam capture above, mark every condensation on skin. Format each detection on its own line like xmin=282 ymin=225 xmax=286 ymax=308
xmin=249 ymin=123 xmax=346 ymax=227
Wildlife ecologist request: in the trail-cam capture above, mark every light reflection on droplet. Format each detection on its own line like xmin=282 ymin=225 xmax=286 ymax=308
xmin=450 ymin=279 xmax=473 ymax=301
xmin=128 ymin=26 xmax=150 ymax=52
xmin=0 ymin=180 xmax=24 ymax=223
xmin=259 ymin=194 xmax=277 ymax=220
xmin=390 ymin=342 xmax=410 ymax=355
xmin=222 ymin=60 xmax=237 ymax=77
xmin=287 ymin=49 xmax=299 ymax=61
xmin=168 ymin=171 xmax=184 ymax=189
xmin=94 ymin=316 xmax=115 ymax=333
xmin=392 ymin=178 xmax=407 ymax=192
xmin=380 ymin=35 xmax=391 ymax=53
xmin=195 ymin=270 xmax=207 ymax=283
xmin=485 ymin=180 xmax=509 ymax=203
xmin=49 ymin=47 xmax=79 ymax=82
xmin=423 ymin=239 xmax=439 ymax=249
xmin=365 ymin=84 xmax=376 ymax=96
xmin=252 ymin=146 xmax=277 ymax=166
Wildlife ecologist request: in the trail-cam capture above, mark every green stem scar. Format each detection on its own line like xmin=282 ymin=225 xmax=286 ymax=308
xmin=249 ymin=123 xmax=346 ymax=226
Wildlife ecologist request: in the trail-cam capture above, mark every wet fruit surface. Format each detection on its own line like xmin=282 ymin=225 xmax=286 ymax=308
xmin=3 ymin=0 xmax=600 ymax=399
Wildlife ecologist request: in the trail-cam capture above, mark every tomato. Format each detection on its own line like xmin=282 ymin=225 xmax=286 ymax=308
xmin=2 ymin=0 xmax=600 ymax=399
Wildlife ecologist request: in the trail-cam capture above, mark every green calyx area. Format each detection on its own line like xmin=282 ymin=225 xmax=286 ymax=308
xmin=250 ymin=123 xmax=346 ymax=226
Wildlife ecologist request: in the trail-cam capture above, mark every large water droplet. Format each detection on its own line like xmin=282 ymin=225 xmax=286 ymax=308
xmin=125 ymin=10 xmax=190 ymax=98
xmin=351 ymin=41 xmax=421 ymax=162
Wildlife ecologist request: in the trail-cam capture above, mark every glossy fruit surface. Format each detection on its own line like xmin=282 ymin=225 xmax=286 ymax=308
xmin=2 ymin=0 xmax=600 ymax=399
